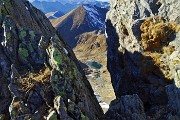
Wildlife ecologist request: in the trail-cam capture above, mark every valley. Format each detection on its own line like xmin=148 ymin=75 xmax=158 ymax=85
xmin=49 ymin=4 xmax=115 ymax=112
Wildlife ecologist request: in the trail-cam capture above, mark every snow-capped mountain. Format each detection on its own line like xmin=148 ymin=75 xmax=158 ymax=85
xmin=31 ymin=0 xmax=109 ymax=13
xmin=83 ymin=4 xmax=105 ymax=30
xmin=31 ymin=0 xmax=96 ymax=4
xmin=32 ymin=1 xmax=77 ymax=13
xmin=50 ymin=4 xmax=108 ymax=48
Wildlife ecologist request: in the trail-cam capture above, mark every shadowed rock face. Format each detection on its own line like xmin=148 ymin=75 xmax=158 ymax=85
xmin=0 ymin=0 xmax=103 ymax=119
xmin=106 ymin=0 xmax=180 ymax=119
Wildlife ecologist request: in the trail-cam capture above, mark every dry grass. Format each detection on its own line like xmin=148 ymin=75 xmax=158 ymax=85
xmin=143 ymin=45 xmax=175 ymax=81
xmin=140 ymin=16 xmax=180 ymax=51
xmin=140 ymin=16 xmax=180 ymax=81
xmin=73 ymin=31 xmax=115 ymax=104
xmin=19 ymin=68 xmax=51 ymax=92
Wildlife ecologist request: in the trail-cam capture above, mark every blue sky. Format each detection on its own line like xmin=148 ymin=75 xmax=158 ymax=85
xmin=97 ymin=0 xmax=109 ymax=1
xmin=29 ymin=0 xmax=109 ymax=2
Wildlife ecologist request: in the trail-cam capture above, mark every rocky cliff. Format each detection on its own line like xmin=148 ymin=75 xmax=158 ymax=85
xmin=106 ymin=0 xmax=180 ymax=119
xmin=0 ymin=0 xmax=103 ymax=119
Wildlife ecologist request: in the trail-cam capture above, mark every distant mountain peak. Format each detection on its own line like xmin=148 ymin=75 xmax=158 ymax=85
xmin=32 ymin=0 xmax=109 ymax=14
xmin=50 ymin=4 xmax=108 ymax=48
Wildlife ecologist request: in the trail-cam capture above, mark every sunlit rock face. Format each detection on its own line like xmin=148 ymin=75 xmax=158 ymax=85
xmin=105 ymin=0 xmax=180 ymax=119
xmin=0 ymin=0 xmax=103 ymax=119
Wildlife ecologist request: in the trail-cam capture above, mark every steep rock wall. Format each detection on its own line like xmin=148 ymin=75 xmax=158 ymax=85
xmin=106 ymin=0 xmax=180 ymax=119
xmin=0 ymin=0 xmax=103 ymax=119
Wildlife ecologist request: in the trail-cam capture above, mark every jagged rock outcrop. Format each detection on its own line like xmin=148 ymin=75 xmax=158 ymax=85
xmin=0 ymin=0 xmax=103 ymax=119
xmin=106 ymin=0 xmax=180 ymax=119
xmin=105 ymin=94 xmax=146 ymax=120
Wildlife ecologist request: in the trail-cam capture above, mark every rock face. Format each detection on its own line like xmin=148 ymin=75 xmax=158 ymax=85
xmin=106 ymin=0 xmax=180 ymax=119
xmin=0 ymin=0 xmax=103 ymax=119
xmin=105 ymin=94 xmax=146 ymax=120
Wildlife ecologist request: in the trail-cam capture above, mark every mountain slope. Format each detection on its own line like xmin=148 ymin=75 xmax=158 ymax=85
xmin=0 ymin=0 xmax=103 ymax=119
xmin=74 ymin=31 xmax=115 ymax=110
xmin=51 ymin=4 xmax=108 ymax=48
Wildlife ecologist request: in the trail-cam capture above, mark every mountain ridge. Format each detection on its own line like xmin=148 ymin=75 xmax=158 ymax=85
xmin=51 ymin=4 xmax=108 ymax=48
xmin=31 ymin=0 xmax=109 ymax=14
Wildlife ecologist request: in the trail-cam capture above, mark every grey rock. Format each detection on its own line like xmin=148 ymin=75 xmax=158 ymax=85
xmin=47 ymin=110 xmax=58 ymax=120
xmin=106 ymin=0 xmax=180 ymax=119
xmin=166 ymin=84 xmax=180 ymax=117
xmin=170 ymin=32 xmax=180 ymax=51
xmin=105 ymin=94 xmax=146 ymax=120
xmin=167 ymin=114 xmax=180 ymax=120
xmin=174 ymin=68 xmax=180 ymax=88
xmin=54 ymin=96 xmax=70 ymax=119
xmin=27 ymin=89 xmax=43 ymax=113
xmin=158 ymin=0 xmax=180 ymax=23
xmin=0 ymin=0 xmax=103 ymax=119
xmin=10 ymin=64 xmax=20 ymax=80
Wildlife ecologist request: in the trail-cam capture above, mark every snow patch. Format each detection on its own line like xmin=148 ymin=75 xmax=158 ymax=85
xmin=83 ymin=5 xmax=104 ymax=30
xmin=86 ymin=73 xmax=94 ymax=77
xmin=99 ymin=102 xmax=109 ymax=109
xmin=52 ymin=15 xmax=57 ymax=19
xmin=95 ymin=95 xmax=101 ymax=100
xmin=63 ymin=47 xmax=68 ymax=55
xmin=26 ymin=7 xmax=28 ymax=10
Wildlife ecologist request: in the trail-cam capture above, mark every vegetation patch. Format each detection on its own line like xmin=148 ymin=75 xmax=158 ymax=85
xmin=18 ymin=44 xmax=29 ymax=60
xmin=52 ymin=47 xmax=63 ymax=65
xmin=141 ymin=16 xmax=180 ymax=81
xmin=19 ymin=30 xmax=27 ymax=39
xmin=140 ymin=16 xmax=180 ymax=51
xmin=19 ymin=68 xmax=51 ymax=92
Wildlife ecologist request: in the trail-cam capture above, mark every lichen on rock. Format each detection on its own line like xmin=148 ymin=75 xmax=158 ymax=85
xmin=0 ymin=0 xmax=103 ymax=119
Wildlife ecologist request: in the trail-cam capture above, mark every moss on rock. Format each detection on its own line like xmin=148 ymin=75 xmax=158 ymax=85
xmin=53 ymin=48 xmax=62 ymax=65
xmin=19 ymin=47 xmax=29 ymax=58
xmin=7 ymin=32 xmax=11 ymax=39
xmin=81 ymin=113 xmax=90 ymax=120
xmin=19 ymin=30 xmax=26 ymax=39
xmin=27 ymin=43 xmax=34 ymax=53
xmin=29 ymin=31 xmax=35 ymax=40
